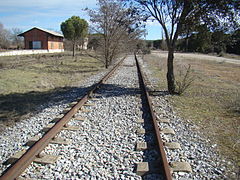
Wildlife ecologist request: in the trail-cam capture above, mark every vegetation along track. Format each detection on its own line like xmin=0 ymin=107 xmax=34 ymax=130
xmin=0 ymin=55 xmax=190 ymax=179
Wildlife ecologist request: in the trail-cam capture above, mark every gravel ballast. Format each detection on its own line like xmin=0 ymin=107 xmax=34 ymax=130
xmin=0 ymin=67 xmax=109 ymax=175
xmin=0 ymin=56 xmax=146 ymax=179
xmin=1 ymin=54 xmax=235 ymax=179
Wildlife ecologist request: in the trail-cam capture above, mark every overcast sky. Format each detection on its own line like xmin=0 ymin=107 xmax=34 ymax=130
xmin=0 ymin=0 xmax=162 ymax=40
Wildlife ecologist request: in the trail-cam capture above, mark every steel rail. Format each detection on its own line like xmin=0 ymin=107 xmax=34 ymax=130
xmin=135 ymin=55 xmax=172 ymax=180
xmin=0 ymin=58 xmax=124 ymax=180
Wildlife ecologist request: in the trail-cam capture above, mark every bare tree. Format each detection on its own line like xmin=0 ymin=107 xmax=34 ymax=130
xmin=11 ymin=28 xmax=24 ymax=49
xmin=87 ymin=0 xmax=144 ymax=68
xmin=0 ymin=23 xmax=11 ymax=49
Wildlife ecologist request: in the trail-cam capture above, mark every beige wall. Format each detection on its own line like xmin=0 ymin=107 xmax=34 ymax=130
xmin=47 ymin=41 xmax=64 ymax=50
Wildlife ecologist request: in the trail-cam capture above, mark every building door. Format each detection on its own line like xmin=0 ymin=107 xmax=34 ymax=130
xmin=32 ymin=41 xmax=42 ymax=49
xmin=29 ymin=41 xmax=33 ymax=49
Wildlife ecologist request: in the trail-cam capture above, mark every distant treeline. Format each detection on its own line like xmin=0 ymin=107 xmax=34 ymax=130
xmin=146 ymin=28 xmax=240 ymax=55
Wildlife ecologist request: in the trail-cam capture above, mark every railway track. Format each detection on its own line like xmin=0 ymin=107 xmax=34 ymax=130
xmin=0 ymin=55 xmax=191 ymax=179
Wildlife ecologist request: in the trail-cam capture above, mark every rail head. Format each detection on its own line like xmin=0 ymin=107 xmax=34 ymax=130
xmin=135 ymin=54 xmax=172 ymax=180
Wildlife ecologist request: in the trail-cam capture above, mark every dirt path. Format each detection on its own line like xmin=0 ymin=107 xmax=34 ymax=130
xmin=152 ymin=51 xmax=240 ymax=65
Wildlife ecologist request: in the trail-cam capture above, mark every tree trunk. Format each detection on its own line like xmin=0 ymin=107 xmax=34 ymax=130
xmin=104 ymin=40 xmax=109 ymax=69
xmin=72 ymin=42 xmax=76 ymax=57
xmin=185 ymin=28 xmax=190 ymax=52
xmin=105 ymin=61 xmax=108 ymax=69
xmin=167 ymin=47 xmax=175 ymax=94
xmin=105 ymin=56 xmax=109 ymax=69
xmin=186 ymin=38 xmax=189 ymax=52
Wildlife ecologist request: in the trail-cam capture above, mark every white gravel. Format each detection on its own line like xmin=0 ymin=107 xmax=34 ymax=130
xmin=2 ymin=54 xmax=234 ymax=180
xmin=0 ymin=64 xmax=109 ymax=174
xmin=0 ymin=56 xmax=147 ymax=179
xmin=139 ymin=56 xmax=237 ymax=179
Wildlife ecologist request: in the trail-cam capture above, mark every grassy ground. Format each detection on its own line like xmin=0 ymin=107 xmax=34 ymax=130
xmin=0 ymin=51 xmax=104 ymax=127
xmin=144 ymin=52 xmax=240 ymax=168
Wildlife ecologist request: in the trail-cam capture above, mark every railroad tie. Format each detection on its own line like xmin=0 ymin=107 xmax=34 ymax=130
xmin=136 ymin=142 xmax=155 ymax=151
xmin=136 ymin=128 xmax=146 ymax=135
xmin=164 ymin=142 xmax=181 ymax=150
xmin=42 ymin=123 xmax=80 ymax=132
xmin=51 ymin=115 xmax=64 ymax=123
xmin=79 ymin=107 xmax=91 ymax=113
xmin=170 ymin=161 xmax=192 ymax=173
xmin=89 ymin=97 xmax=99 ymax=101
xmin=83 ymin=103 xmax=95 ymax=106
xmin=156 ymin=118 xmax=170 ymax=123
xmin=136 ymin=142 xmax=148 ymax=151
xmin=26 ymin=135 xmax=71 ymax=146
xmin=136 ymin=119 xmax=144 ymax=124
xmin=136 ymin=162 xmax=149 ymax=176
xmin=68 ymin=101 xmax=78 ymax=107
xmin=74 ymin=116 xmax=86 ymax=121
xmin=136 ymin=160 xmax=192 ymax=176
xmin=61 ymin=107 xmax=78 ymax=114
xmin=4 ymin=150 xmax=59 ymax=165
xmin=160 ymin=128 xmax=175 ymax=135
xmin=136 ymin=160 xmax=162 ymax=176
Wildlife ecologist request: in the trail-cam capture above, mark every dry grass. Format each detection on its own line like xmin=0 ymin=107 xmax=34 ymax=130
xmin=144 ymin=52 xmax=240 ymax=168
xmin=0 ymin=51 xmax=104 ymax=127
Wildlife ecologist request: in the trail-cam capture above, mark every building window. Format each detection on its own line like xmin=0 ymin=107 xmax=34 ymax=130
xmin=59 ymin=43 xmax=62 ymax=49
xmin=32 ymin=41 xmax=41 ymax=49
xmin=51 ymin=42 xmax=54 ymax=49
